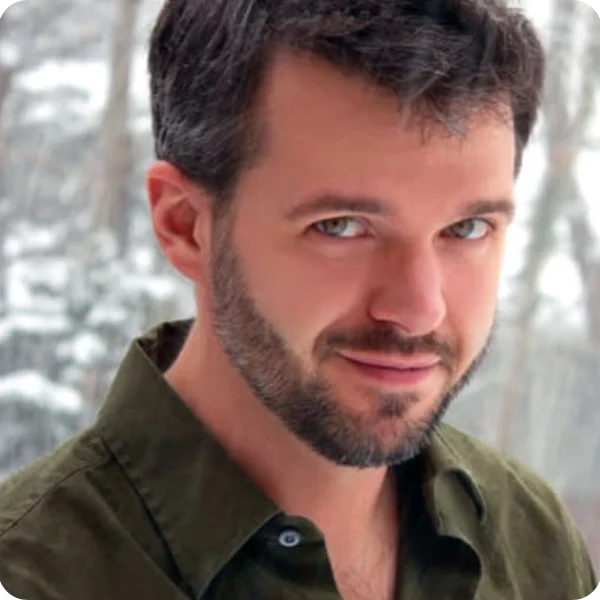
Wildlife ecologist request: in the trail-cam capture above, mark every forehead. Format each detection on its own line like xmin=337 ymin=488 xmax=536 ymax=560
xmin=257 ymin=51 xmax=515 ymax=175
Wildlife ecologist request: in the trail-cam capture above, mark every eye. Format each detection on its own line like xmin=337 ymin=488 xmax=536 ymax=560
xmin=313 ymin=217 xmax=368 ymax=239
xmin=445 ymin=218 xmax=492 ymax=241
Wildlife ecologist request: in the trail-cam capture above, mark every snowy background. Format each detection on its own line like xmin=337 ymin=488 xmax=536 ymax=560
xmin=0 ymin=0 xmax=599 ymax=569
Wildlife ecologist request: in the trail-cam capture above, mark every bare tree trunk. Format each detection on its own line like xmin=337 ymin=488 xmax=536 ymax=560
xmin=497 ymin=0 xmax=582 ymax=449
xmin=0 ymin=17 xmax=16 ymax=318
xmin=568 ymin=192 xmax=600 ymax=347
xmin=0 ymin=17 xmax=14 ymax=127
xmin=567 ymin=13 xmax=600 ymax=350
xmin=91 ymin=0 xmax=141 ymax=255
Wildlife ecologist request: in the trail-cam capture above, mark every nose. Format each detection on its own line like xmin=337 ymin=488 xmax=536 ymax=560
xmin=367 ymin=243 xmax=447 ymax=337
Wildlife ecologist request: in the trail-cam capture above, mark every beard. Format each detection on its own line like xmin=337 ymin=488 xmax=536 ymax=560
xmin=207 ymin=218 xmax=491 ymax=469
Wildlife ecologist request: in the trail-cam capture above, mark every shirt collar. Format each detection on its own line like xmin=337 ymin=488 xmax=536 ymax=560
xmin=95 ymin=320 xmax=487 ymax=596
xmin=96 ymin=320 xmax=281 ymax=598
xmin=423 ymin=425 xmax=488 ymax=553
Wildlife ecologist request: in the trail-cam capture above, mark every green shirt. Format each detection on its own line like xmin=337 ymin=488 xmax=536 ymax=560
xmin=0 ymin=320 xmax=597 ymax=599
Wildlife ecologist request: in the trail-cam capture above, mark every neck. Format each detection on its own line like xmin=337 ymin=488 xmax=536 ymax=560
xmin=165 ymin=319 xmax=396 ymax=539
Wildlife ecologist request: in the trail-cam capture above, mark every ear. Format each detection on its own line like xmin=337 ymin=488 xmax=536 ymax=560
xmin=146 ymin=161 xmax=212 ymax=283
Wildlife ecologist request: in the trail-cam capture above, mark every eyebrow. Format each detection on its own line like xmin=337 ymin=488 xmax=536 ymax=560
xmin=284 ymin=194 xmax=515 ymax=223
xmin=284 ymin=195 xmax=393 ymax=221
xmin=465 ymin=199 xmax=515 ymax=222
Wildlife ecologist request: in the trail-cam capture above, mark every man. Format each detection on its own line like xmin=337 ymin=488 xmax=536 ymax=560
xmin=0 ymin=0 xmax=597 ymax=599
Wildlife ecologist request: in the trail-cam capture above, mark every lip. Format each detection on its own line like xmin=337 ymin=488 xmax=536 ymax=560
xmin=338 ymin=353 xmax=440 ymax=387
xmin=338 ymin=351 xmax=441 ymax=370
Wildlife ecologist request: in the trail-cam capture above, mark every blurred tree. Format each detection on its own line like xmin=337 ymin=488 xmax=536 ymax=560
xmin=0 ymin=0 xmax=110 ymax=380
xmin=497 ymin=0 xmax=600 ymax=452
xmin=567 ymin=12 xmax=600 ymax=348
xmin=90 ymin=0 xmax=142 ymax=255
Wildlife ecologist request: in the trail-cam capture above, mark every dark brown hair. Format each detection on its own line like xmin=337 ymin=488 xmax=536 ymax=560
xmin=149 ymin=0 xmax=545 ymax=218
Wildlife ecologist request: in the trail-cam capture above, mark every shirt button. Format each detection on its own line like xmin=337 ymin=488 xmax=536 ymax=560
xmin=278 ymin=528 xmax=302 ymax=548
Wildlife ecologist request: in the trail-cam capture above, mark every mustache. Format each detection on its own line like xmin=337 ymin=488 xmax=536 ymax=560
xmin=319 ymin=326 xmax=457 ymax=369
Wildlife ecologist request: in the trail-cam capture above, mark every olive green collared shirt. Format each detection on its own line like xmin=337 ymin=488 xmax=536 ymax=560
xmin=0 ymin=320 xmax=597 ymax=600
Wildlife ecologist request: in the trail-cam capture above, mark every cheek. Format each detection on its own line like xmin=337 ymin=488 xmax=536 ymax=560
xmin=444 ymin=254 xmax=501 ymax=355
xmin=238 ymin=237 xmax=370 ymax=352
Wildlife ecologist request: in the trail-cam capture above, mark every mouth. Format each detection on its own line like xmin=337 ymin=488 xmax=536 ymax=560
xmin=338 ymin=352 xmax=441 ymax=388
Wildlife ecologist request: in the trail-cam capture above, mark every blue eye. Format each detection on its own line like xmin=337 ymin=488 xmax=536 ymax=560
xmin=446 ymin=218 xmax=491 ymax=240
xmin=313 ymin=218 xmax=366 ymax=239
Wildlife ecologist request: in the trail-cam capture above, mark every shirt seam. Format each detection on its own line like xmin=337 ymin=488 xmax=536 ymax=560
xmin=0 ymin=449 xmax=113 ymax=541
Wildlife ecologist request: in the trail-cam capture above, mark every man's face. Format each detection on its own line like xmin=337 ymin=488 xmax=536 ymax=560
xmin=205 ymin=53 xmax=515 ymax=468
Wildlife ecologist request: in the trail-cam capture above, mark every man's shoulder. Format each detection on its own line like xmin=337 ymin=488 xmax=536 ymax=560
xmin=438 ymin=423 xmax=563 ymax=509
xmin=0 ymin=428 xmax=111 ymax=538
xmin=436 ymin=423 xmax=597 ymax=595
xmin=0 ymin=430 xmax=117 ymax=598
xmin=0 ymin=429 xmax=182 ymax=599
xmin=436 ymin=422 xmax=571 ymax=520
